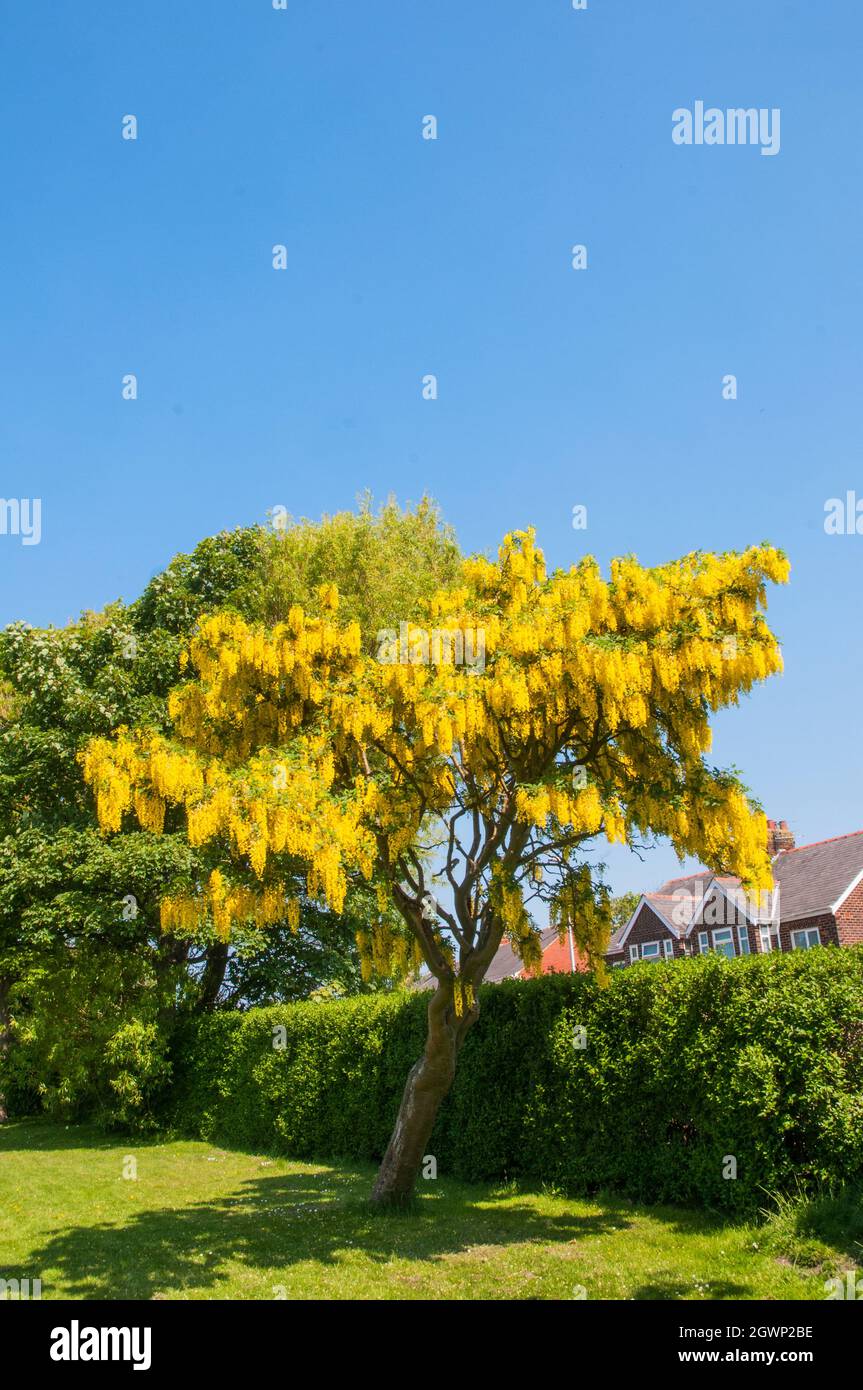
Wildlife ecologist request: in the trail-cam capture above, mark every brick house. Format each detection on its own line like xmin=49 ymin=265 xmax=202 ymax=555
xmin=408 ymin=820 xmax=863 ymax=990
xmin=605 ymin=821 xmax=863 ymax=967
xmin=482 ymin=925 xmax=589 ymax=982
xmin=408 ymin=923 xmax=588 ymax=993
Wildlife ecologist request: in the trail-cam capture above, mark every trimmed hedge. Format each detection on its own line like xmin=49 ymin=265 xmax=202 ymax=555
xmin=165 ymin=948 xmax=863 ymax=1211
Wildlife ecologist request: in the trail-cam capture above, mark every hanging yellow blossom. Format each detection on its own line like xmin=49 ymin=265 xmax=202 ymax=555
xmin=81 ymin=528 xmax=787 ymax=998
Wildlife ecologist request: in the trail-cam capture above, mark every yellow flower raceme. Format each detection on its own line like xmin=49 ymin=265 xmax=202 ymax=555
xmin=161 ymin=873 xmax=290 ymax=941
xmin=80 ymin=532 xmax=787 ymax=964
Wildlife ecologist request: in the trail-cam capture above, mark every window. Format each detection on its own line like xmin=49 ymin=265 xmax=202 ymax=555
xmin=791 ymin=927 xmax=821 ymax=951
xmin=629 ymin=940 xmax=669 ymax=963
xmin=663 ymin=939 xmax=674 ymax=959
xmin=737 ymin=926 xmax=751 ymax=955
xmin=698 ymin=931 xmax=709 ymax=955
xmin=759 ymin=925 xmax=779 ymax=953
xmin=712 ymin=928 xmax=736 ymax=959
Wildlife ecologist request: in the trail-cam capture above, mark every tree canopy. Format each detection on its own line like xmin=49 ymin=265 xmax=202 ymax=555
xmin=80 ymin=526 xmax=789 ymax=1196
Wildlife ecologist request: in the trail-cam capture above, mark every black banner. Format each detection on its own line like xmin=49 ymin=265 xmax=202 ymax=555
xmin=5 ymin=1297 xmax=857 ymax=1376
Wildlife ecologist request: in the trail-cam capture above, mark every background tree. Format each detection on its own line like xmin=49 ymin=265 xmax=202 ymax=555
xmin=0 ymin=497 xmax=461 ymax=1121
xmin=246 ymin=492 xmax=462 ymax=642
xmin=83 ymin=528 xmax=789 ymax=1202
xmin=223 ymin=890 xmax=410 ymax=1006
xmin=0 ymin=530 xmax=257 ymax=1121
xmin=610 ymin=891 xmax=641 ymax=932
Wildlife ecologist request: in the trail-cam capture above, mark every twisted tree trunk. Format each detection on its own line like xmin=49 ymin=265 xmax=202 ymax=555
xmin=371 ymin=979 xmax=478 ymax=1207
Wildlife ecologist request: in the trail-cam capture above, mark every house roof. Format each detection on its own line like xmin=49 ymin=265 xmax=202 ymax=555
xmin=771 ymin=830 xmax=863 ymax=921
xmin=654 ymin=869 xmax=716 ymax=897
xmin=407 ymin=925 xmax=564 ymax=991
xmin=643 ymin=893 xmax=688 ymax=936
xmin=484 ymin=926 xmax=563 ymax=982
xmin=636 ymin=831 xmax=863 ymax=935
xmin=608 ymin=894 xmax=684 ymax=952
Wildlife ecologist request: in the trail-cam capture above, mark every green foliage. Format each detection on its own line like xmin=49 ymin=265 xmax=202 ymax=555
xmin=0 ymin=499 xmax=462 ymax=1121
xmin=224 ymin=892 xmax=411 ymax=1007
xmin=133 ymin=528 xmax=264 ymax=635
xmin=165 ymin=949 xmax=863 ymax=1213
xmin=760 ymin=1180 xmax=863 ymax=1272
xmin=610 ymin=890 xmax=640 ymax=931
xmin=243 ymin=493 xmax=463 ymax=646
xmin=103 ymin=1020 xmax=173 ymax=1128
xmin=5 ymin=942 xmax=178 ymax=1129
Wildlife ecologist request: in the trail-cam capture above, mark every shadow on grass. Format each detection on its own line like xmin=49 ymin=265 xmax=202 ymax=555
xmin=22 ymin=1162 xmax=645 ymax=1300
xmin=8 ymin=1119 xmax=846 ymax=1300
xmin=0 ymin=1118 xmax=166 ymax=1155
xmin=632 ymin=1278 xmax=755 ymax=1300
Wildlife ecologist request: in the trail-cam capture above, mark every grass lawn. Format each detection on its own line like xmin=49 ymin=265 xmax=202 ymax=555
xmin=0 ymin=1118 xmax=852 ymax=1300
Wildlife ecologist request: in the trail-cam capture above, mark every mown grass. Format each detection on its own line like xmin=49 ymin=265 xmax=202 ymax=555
xmin=0 ymin=1119 xmax=857 ymax=1300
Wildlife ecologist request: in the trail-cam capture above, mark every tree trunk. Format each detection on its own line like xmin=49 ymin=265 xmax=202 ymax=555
xmin=371 ymin=979 xmax=477 ymax=1207
xmin=0 ymin=976 xmax=12 ymax=1124
xmin=196 ymin=940 xmax=229 ymax=1013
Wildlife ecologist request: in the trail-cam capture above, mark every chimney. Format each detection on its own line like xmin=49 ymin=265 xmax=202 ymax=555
xmin=767 ymin=818 xmax=795 ymax=856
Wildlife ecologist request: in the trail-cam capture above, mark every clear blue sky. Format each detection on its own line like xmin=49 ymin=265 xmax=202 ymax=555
xmin=1 ymin=2 xmax=861 ymax=894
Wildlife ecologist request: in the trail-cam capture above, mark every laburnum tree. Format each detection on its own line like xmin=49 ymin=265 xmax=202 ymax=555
xmin=81 ymin=529 xmax=789 ymax=1204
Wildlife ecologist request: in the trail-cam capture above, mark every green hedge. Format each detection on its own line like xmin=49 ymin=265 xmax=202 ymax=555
xmin=165 ymin=948 xmax=863 ymax=1211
